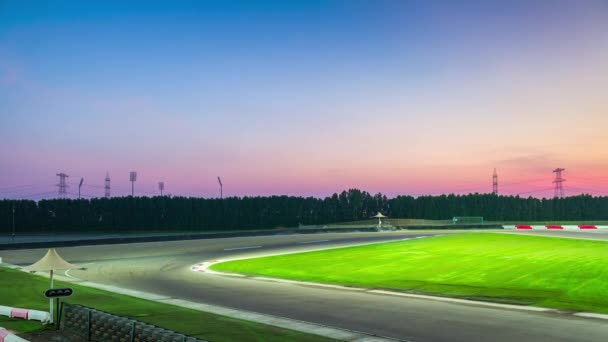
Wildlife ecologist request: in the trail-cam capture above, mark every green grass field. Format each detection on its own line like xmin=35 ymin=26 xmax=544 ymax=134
xmin=211 ymin=233 xmax=608 ymax=313
xmin=0 ymin=268 xmax=334 ymax=342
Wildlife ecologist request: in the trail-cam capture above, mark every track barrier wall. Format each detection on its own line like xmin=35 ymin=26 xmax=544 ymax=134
xmin=0 ymin=306 xmax=50 ymax=323
xmin=61 ymin=303 xmax=208 ymax=342
xmin=0 ymin=227 xmax=382 ymax=250
xmin=0 ymin=328 xmax=29 ymax=342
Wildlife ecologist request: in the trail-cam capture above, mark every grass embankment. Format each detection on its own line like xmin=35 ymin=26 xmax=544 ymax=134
xmin=212 ymin=233 xmax=608 ymax=313
xmin=0 ymin=268 xmax=334 ymax=342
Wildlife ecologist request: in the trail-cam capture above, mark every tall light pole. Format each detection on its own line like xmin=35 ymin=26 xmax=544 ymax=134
xmin=129 ymin=172 xmax=137 ymax=196
xmin=217 ymin=176 xmax=223 ymax=199
xmin=78 ymin=178 xmax=84 ymax=199
xmin=158 ymin=182 xmax=165 ymax=196
xmin=11 ymin=205 xmax=15 ymax=244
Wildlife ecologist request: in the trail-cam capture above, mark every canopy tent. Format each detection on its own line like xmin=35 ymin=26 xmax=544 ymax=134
xmin=372 ymin=212 xmax=387 ymax=227
xmin=25 ymin=249 xmax=80 ymax=273
xmin=25 ymin=249 xmax=80 ymax=323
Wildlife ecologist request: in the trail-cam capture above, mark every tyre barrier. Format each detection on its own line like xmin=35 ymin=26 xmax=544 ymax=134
xmin=503 ymin=225 xmax=608 ymax=230
xmin=0 ymin=327 xmax=29 ymax=342
xmin=0 ymin=306 xmax=50 ymax=323
xmin=61 ymin=303 xmax=208 ymax=342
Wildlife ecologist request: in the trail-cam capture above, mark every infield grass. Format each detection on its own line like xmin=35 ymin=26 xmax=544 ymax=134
xmin=0 ymin=268 xmax=335 ymax=341
xmin=211 ymin=233 xmax=608 ymax=313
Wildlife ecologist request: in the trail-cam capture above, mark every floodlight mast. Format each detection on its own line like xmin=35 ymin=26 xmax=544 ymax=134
xmin=11 ymin=205 xmax=15 ymax=244
xmin=492 ymin=168 xmax=498 ymax=195
xmin=218 ymin=176 xmax=223 ymax=199
xmin=129 ymin=171 xmax=137 ymax=196
xmin=158 ymin=181 xmax=165 ymax=196
xmin=78 ymin=178 xmax=84 ymax=199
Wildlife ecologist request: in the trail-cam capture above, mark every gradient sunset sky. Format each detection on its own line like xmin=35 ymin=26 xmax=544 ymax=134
xmin=1 ymin=1 xmax=607 ymax=199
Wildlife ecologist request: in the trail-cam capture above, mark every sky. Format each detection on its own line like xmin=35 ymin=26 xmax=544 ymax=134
xmin=1 ymin=0 xmax=607 ymax=199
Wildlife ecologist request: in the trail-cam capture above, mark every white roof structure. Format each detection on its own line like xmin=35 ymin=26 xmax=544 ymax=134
xmin=372 ymin=212 xmax=387 ymax=218
xmin=25 ymin=248 xmax=80 ymax=272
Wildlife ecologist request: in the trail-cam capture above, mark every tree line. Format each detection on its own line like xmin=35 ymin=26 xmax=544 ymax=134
xmin=1 ymin=189 xmax=608 ymax=234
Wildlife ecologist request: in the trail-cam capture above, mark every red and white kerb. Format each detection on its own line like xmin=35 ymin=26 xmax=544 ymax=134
xmin=506 ymin=225 xmax=606 ymax=230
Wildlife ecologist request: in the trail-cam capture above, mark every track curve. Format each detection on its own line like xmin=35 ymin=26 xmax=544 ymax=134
xmin=3 ymin=231 xmax=608 ymax=342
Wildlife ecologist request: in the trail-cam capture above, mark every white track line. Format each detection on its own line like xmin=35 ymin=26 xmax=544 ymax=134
xmin=369 ymin=290 xmax=552 ymax=312
xmin=198 ymin=260 xmax=558 ymax=314
xmin=297 ymin=240 xmax=330 ymax=244
xmin=574 ymin=312 xmax=608 ymax=320
xmin=223 ymin=246 xmax=262 ymax=251
xmin=64 ymin=262 xmax=95 ymax=280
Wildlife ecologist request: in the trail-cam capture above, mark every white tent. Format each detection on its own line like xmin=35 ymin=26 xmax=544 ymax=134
xmin=25 ymin=249 xmax=80 ymax=273
xmin=372 ymin=212 xmax=387 ymax=227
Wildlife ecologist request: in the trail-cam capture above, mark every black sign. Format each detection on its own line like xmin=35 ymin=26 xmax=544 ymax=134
xmin=44 ymin=288 xmax=73 ymax=298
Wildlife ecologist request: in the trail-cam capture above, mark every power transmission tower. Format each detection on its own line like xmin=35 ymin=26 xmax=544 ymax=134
xmin=158 ymin=181 xmax=165 ymax=196
xmin=553 ymin=168 xmax=566 ymax=198
xmin=129 ymin=171 xmax=137 ymax=196
xmin=492 ymin=168 xmax=498 ymax=195
xmin=105 ymin=172 xmax=111 ymax=198
xmin=56 ymin=173 xmax=69 ymax=198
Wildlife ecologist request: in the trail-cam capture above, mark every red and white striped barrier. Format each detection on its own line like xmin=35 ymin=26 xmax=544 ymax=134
xmin=0 ymin=328 xmax=29 ymax=342
xmin=0 ymin=306 xmax=50 ymax=323
xmin=503 ymin=225 xmax=608 ymax=230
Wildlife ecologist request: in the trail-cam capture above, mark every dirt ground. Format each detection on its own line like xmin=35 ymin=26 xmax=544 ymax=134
xmin=19 ymin=330 xmax=84 ymax=342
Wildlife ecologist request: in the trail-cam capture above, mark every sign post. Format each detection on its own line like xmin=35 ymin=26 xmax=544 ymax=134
xmin=25 ymin=248 xmax=80 ymax=324
xmin=45 ymin=287 xmax=73 ymax=325
xmin=44 ymin=288 xmax=74 ymax=298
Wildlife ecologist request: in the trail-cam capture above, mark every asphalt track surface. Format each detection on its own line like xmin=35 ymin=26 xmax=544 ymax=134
xmin=0 ymin=232 xmax=187 ymax=245
xmin=2 ymin=230 xmax=608 ymax=342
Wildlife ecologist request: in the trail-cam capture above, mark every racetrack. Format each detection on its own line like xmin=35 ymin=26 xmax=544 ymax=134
xmin=2 ymin=230 xmax=608 ymax=342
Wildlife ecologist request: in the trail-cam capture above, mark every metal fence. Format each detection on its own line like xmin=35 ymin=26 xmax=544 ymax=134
xmin=60 ymin=303 xmax=208 ymax=342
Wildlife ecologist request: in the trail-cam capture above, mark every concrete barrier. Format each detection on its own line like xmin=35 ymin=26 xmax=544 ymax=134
xmin=0 ymin=306 xmax=11 ymax=317
xmin=10 ymin=309 xmax=27 ymax=320
xmin=0 ymin=328 xmax=29 ymax=342
xmin=0 ymin=306 xmax=50 ymax=324
xmin=26 ymin=310 xmax=50 ymax=323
